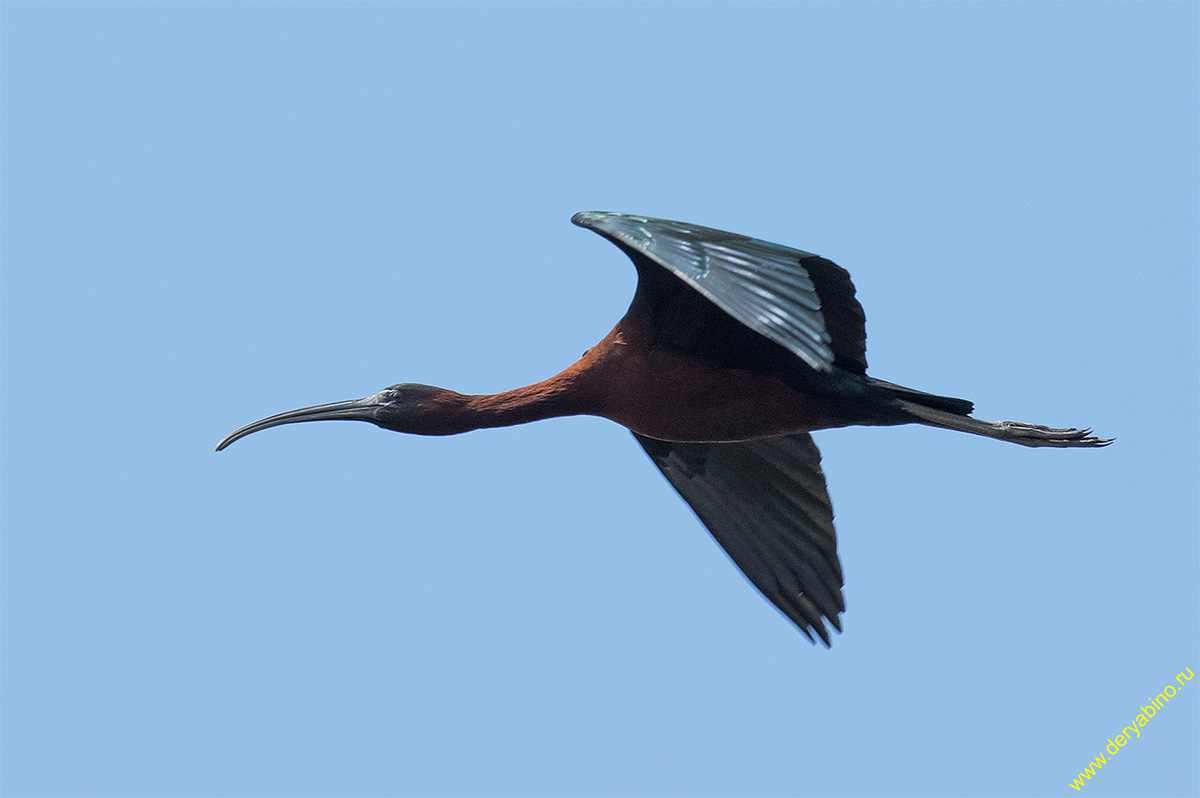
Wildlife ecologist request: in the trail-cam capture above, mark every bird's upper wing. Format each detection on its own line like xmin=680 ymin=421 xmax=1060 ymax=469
xmin=633 ymin=432 xmax=844 ymax=645
xmin=573 ymin=211 xmax=867 ymax=374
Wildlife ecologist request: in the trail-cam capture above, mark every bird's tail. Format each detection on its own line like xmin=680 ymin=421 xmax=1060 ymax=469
xmin=869 ymin=378 xmax=1112 ymax=448
xmin=866 ymin=377 xmax=975 ymax=415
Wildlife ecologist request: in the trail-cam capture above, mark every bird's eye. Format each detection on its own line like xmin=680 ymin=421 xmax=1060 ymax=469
xmin=376 ymin=386 xmax=405 ymax=403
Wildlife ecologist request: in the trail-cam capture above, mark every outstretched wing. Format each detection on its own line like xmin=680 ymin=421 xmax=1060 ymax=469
xmin=634 ymin=432 xmax=844 ymax=645
xmin=573 ymin=211 xmax=867 ymax=374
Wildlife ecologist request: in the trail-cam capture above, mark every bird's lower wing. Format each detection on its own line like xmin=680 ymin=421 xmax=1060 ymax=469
xmin=633 ymin=432 xmax=844 ymax=646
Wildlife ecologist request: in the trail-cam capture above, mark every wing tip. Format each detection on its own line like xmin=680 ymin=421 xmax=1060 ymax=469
xmin=808 ymin=615 xmax=842 ymax=648
xmin=571 ymin=210 xmax=625 ymax=230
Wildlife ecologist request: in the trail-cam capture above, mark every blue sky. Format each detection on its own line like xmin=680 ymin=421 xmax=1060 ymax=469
xmin=2 ymin=3 xmax=1196 ymax=796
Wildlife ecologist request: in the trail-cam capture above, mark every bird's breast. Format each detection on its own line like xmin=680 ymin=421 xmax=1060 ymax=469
xmin=584 ymin=344 xmax=840 ymax=443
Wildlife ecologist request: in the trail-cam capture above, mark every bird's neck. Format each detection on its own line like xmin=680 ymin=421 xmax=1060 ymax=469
xmin=415 ymin=320 xmax=634 ymax=436
xmin=424 ymin=367 xmax=593 ymax=435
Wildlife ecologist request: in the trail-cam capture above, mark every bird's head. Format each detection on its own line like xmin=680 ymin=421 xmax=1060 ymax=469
xmin=216 ymin=383 xmax=463 ymax=451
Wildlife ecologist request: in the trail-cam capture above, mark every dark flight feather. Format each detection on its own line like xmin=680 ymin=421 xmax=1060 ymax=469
xmin=634 ymin=432 xmax=844 ymax=645
xmin=573 ymin=211 xmax=868 ymax=375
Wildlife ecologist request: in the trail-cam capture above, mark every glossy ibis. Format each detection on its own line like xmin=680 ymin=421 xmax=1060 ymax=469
xmin=218 ymin=211 xmax=1110 ymax=645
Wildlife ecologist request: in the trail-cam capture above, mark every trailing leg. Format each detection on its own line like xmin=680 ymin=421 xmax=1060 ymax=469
xmin=895 ymin=400 xmax=1113 ymax=448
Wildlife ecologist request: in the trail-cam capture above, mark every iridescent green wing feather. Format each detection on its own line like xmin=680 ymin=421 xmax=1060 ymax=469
xmin=573 ymin=211 xmax=867 ymax=374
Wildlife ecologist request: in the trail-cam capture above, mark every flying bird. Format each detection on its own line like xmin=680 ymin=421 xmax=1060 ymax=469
xmin=218 ymin=211 xmax=1110 ymax=645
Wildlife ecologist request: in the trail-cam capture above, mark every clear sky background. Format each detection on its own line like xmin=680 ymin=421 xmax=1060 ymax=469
xmin=2 ymin=3 xmax=1197 ymax=797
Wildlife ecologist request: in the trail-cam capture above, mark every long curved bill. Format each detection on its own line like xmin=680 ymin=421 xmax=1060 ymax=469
xmin=216 ymin=397 xmax=379 ymax=451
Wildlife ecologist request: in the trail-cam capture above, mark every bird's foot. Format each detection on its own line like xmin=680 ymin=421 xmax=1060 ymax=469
xmin=992 ymin=421 xmax=1114 ymax=448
